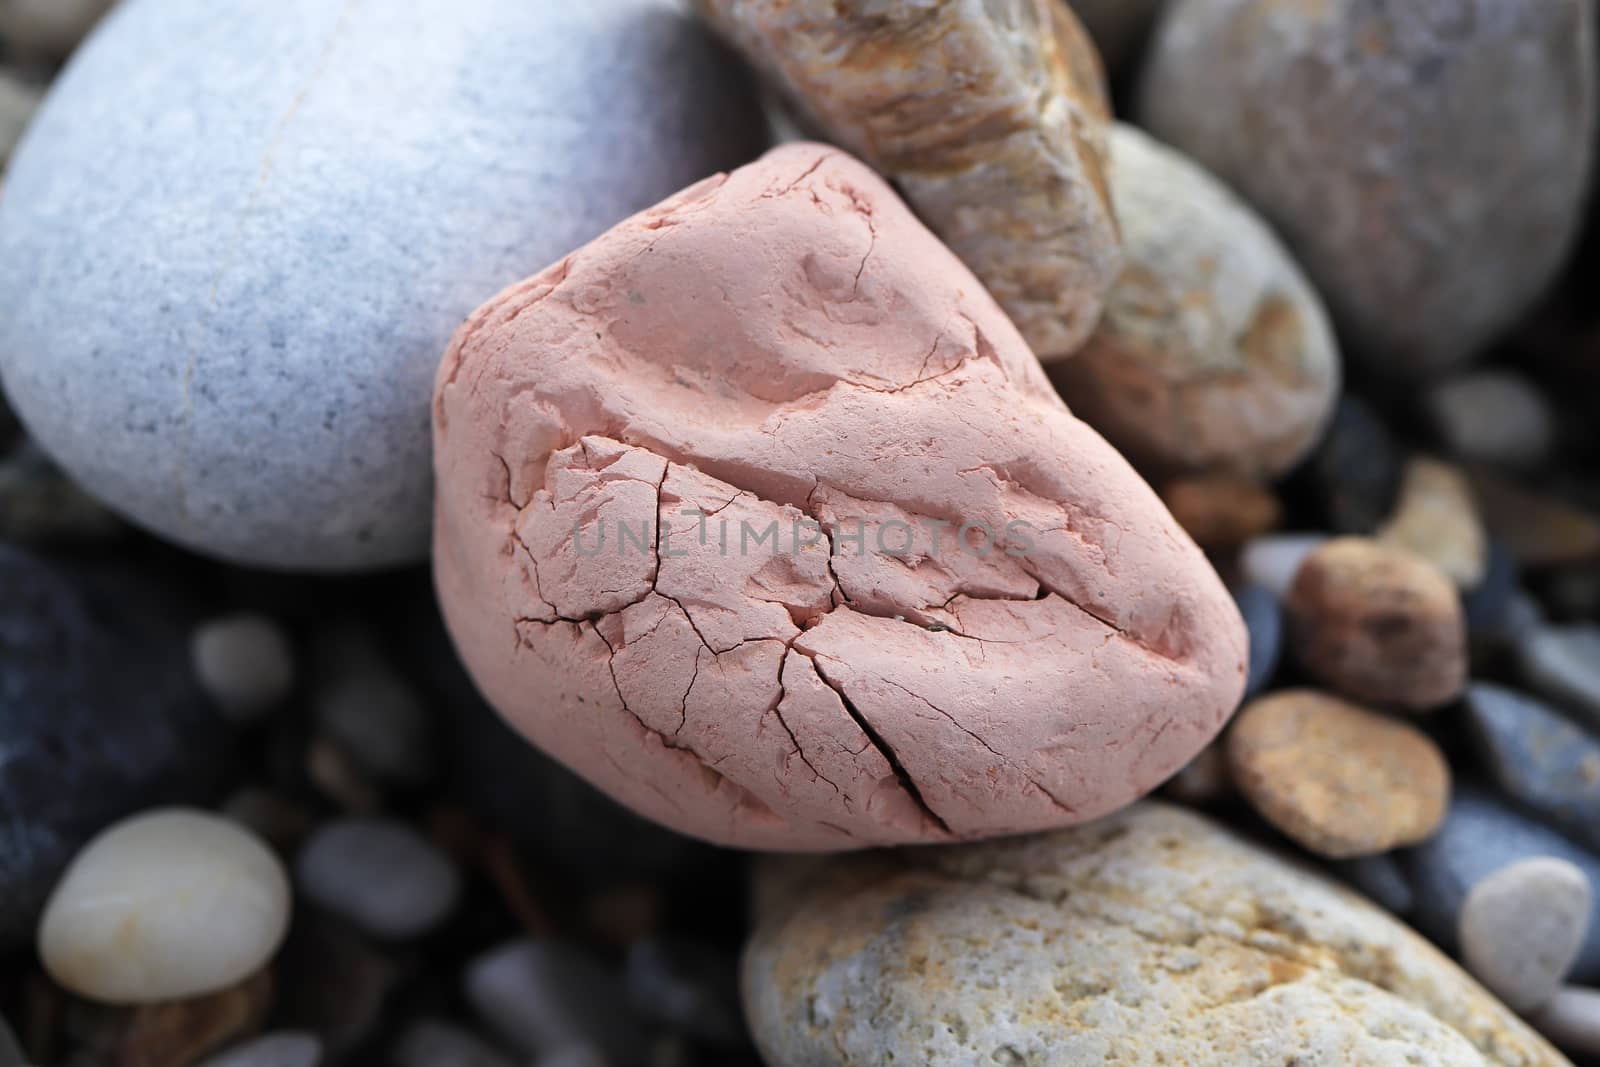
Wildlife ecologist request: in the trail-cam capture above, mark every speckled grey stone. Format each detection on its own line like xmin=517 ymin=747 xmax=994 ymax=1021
xmin=1517 ymin=624 xmax=1600 ymax=731
xmin=1401 ymin=787 xmax=1600 ymax=983
xmin=1467 ymin=682 xmax=1600 ymax=854
xmin=0 ymin=0 xmax=766 ymax=571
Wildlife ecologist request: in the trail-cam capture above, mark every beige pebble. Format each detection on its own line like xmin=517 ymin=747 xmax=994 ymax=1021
xmin=1377 ymin=457 xmax=1488 ymax=588
xmin=38 ymin=809 xmax=290 ymax=1004
xmin=1227 ymin=689 xmax=1450 ymax=858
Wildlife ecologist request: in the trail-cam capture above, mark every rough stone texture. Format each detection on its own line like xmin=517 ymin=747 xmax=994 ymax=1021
xmin=1376 ymin=456 xmax=1488 ymax=588
xmin=1460 ymin=858 xmax=1591 ymax=1016
xmin=1159 ymin=474 xmax=1280 ymax=551
xmin=1139 ymin=0 xmax=1597 ymax=376
xmin=1427 ymin=371 xmax=1555 ymax=470
xmin=0 ymin=0 xmax=115 ymax=59
xmin=433 ymin=144 xmax=1248 ymax=851
xmin=1402 ymin=787 xmax=1600 ymax=984
xmin=1286 ymin=537 xmax=1467 ymax=711
xmin=1050 ymin=123 xmax=1338 ymax=477
xmin=1467 ymin=683 xmax=1600 ymax=854
xmin=0 ymin=544 xmax=233 ymax=949
xmin=1227 ymin=689 xmax=1450 ymax=858
xmin=693 ymin=0 xmax=1120 ymax=362
xmin=0 ymin=0 xmax=767 ymax=571
xmin=742 ymin=801 xmax=1568 ymax=1066
xmin=1068 ymin=0 xmax=1163 ymax=72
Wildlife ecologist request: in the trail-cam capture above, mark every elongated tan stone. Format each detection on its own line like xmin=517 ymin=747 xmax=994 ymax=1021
xmin=693 ymin=0 xmax=1122 ymax=361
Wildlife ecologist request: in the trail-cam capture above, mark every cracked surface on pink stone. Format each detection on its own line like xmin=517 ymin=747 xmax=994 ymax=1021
xmin=432 ymin=143 xmax=1248 ymax=850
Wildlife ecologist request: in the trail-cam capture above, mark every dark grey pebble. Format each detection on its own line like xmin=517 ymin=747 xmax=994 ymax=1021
xmin=1518 ymin=624 xmax=1600 ymax=731
xmin=1400 ymin=787 xmax=1600 ymax=982
xmin=1462 ymin=539 xmax=1517 ymax=638
xmin=1301 ymin=394 xmax=1402 ymax=535
xmin=1467 ymin=682 xmax=1600 ymax=854
xmin=1329 ymin=852 xmax=1415 ymax=916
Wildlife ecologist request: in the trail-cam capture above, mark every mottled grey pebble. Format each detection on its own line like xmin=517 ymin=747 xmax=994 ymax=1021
xmin=1460 ymin=858 xmax=1591 ymax=1015
xmin=1533 ymin=986 xmax=1600 ymax=1057
xmin=1331 ymin=852 xmax=1415 ymax=916
xmin=466 ymin=939 xmax=647 ymax=1066
xmin=1518 ymin=624 xmax=1600 ymax=730
xmin=1239 ymin=533 xmax=1327 ymax=600
xmin=295 ymin=818 xmax=460 ymax=940
xmin=194 ymin=1032 xmax=323 ymax=1067
xmin=1468 ymin=683 xmax=1600 ymax=853
xmin=392 ymin=1020 xmax=516 ymax=1067
xmin=0 ymin=0 xmax=766 ymax=570
xmin=625 ymin=935 xmax=744 ymax=1047
xmin=1428 ymin=371 xmax=1555 ymax=470
xmin=192 ymin=614 xmax=295 ymax=722
xmin=1233 ymin=583 xmax=1282 ymax=697
xmin=1401 ymin=787 xmax=1600 ymax=982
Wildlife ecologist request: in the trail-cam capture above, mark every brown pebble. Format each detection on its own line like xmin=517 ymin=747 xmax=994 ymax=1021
xmin=1286 ymin=538 xmax=1466 ymax=711
xmin=1226 ymin=689 xmax=1450 ymax=858
xmin=1160 ymin=475 xmax=1281 ymax=552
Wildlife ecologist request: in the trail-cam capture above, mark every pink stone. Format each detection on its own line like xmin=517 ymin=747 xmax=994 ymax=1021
xmin=432 ymin=144 xmax=1248 ymax=849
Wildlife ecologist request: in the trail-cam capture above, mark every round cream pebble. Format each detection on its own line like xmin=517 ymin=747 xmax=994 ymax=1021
xmin=38 ymin=808 xmax=291 ymax=1004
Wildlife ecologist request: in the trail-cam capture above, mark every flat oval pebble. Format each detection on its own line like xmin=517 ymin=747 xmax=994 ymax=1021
xmin=433 ymin=143 xmax=1248 ymax=849
xmin=1460 ymin=858 xmax=1592 ymax=1015
xmin=1286 ymin=537 xmax=1467 ymax=711
xmin=38 ymin=808 xmax=290 ymax=1004
xmin=742 ymin=801 xmax=1566 ymax=1066
xmin=192 ymin=613 xmax=296 ymax=722
xmin=1428 ymin=371 xmax=1555 ymax=470
xmin=693 ymin=0 xmax=1120 ymax=361
xmin=1376 ymin=457 xmax=1488 ymax=589
xmin=1140 ymin=0 xmax=1597 ymax=375
xmin=195 ymin=1033 xmax=324 ymax=1067
xmin=1467 ymin=683 xmax=1600 ymax=854
xmin=1050 ymin=123 xmax=1339 ymax=478
xmin=295 ymin=818 xmax=461 ymax=940
xmin=0 ymin=0 xmax=765 ymax=571
xmin=1226 ymin=689 xmax=1450 ymax=857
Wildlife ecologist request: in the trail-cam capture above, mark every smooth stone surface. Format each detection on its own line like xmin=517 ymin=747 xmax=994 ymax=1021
xmin=1376 ymin=457 xmax=1487 ymax=588
xmin=195 ymin=1032 xmax=324 ymax=1067
xmin=694 ymin=0 xmax=1119 ymax=362
xmin=1227 ymin=689 xmax=1449 ymax=857
xmin=744 ymin=801 xmax=1567 ymax=1065
xmin=0 ymin=438 xmax=123 ymax=544
xmin=1239 ymin=533 xmax=1327 ymax=599
xmin=1051 ymin=123 xmax=1339 ymax=478
xmin=1160 ymin=474 xmax=1281 ymax=551
xmin=0 ymin=543 xmax=233 ymax=948
xmin=295 ymin=818 xmax=461 ymax=940
xmin=1298 ymin=394 xmax=1403 ymax=535
xmin=0 ymin=0 xmax=766 ymax=571
xmin=39 ymin=808 xmax=290 ymax=1004
xmin=1233 ymin=583 xmax=1283 ymax=698
xmin=1467 ymin=682 xmax=1600 ymax=852
xmin=0 ymin=0 xmax=115 ymax=58
xmin=625 ymin=935 xmax=744 ymax=1046
xmin=1286 ymin=537 xmax=1467 ymax=711
xmin=465 ymin=939 xmax=648 ymax=1065
xmin=192 ymin=613 xmax=295 ymax=722
xmin=1534 ymin=987 xmax=1600 ymax=1057
xmin=1428 ymin=371 xmax=1555 ymax=470
xmin=1331 ymin=853 xmax=1415 ymax=916
xmin=392 ymin=1020 xmax=517 ymax=1067
xmin=1518 ymin=625 xmax=1600 ymax=730
xmin=1460 ymin=858 xmax=1591 ymax=1015
xmin=1140 ymin=0 xmax=1597 ymax=375
xmin=1402 ymin=787 xmax=1600 ymax=983
xmin=0 ymin=69 xmax=41 ymax=167
xmin=434 ymin=143 xmax=1248 ymax=849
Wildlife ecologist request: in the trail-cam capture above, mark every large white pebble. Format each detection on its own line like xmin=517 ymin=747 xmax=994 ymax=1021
xmin=1460 ymin=857 xmax=1592 ymax=1014
xmin=38 ymin=808 xmax=291 ymax=1004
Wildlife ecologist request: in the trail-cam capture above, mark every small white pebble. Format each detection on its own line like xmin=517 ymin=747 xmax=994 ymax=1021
xmin=38 ymin=808 xmax=291 ymax=1004
xmin=1240 ymin=533 xmax=1328 ymax=600
xmin=1459 ymin=857 xmax=1591 ymax=1015
xmin=192 ymin=613 xmax=295 ymax=721
xmin=1533 ymin=986 xmax=1600 ymax=1056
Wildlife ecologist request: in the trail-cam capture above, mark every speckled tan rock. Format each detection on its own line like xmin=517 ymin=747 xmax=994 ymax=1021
xmin=1227 ymin=689 xmax=1450 ymax=858
xmin=1160 ymin=474 xmax=1281 ymax=551
xmin=743 ymin=802 xmax=1569 ymax=1067
xmin=1287 ymin=538 xmax=1467 ymax=711
xmin=692 ymin=0 xmax=1121 ymax=361
xmin=1139 ymin=0 xmax=1596 ymax=376
xmin=1049 ymin=124 xmax=1339 ymax=478
xmin=1377 ymin=457 xmax=1488 ymax=588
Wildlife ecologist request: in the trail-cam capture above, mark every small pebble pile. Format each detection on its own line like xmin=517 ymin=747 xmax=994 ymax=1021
xmin=0 ymin=0 xmax=1599 ymax=1065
